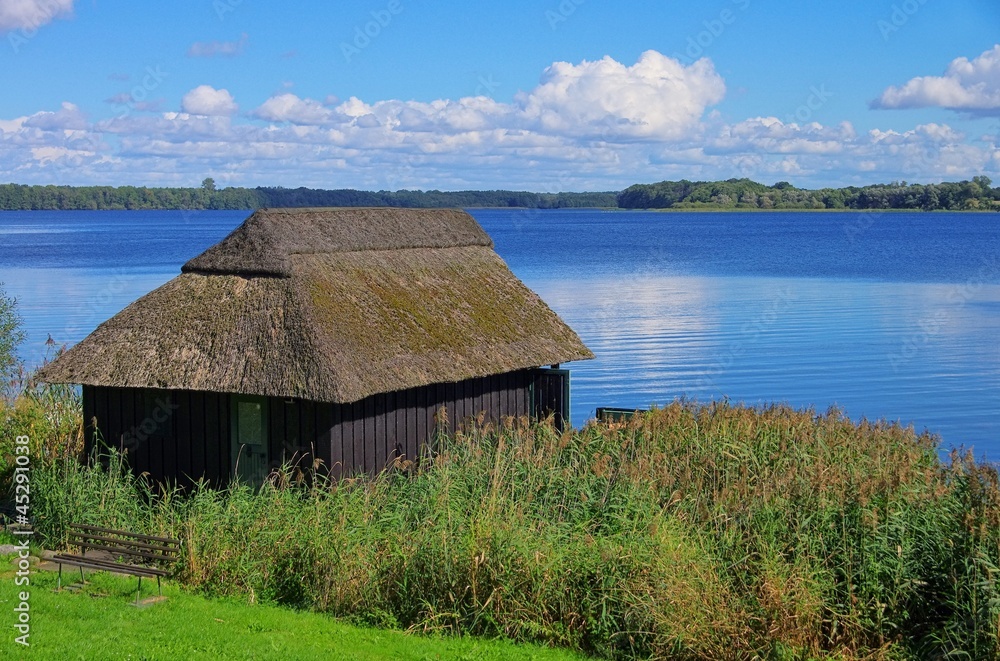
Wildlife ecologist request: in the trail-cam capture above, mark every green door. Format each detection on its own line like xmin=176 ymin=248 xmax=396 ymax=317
xmin=231 ymin=396 xmax=268 ymax=486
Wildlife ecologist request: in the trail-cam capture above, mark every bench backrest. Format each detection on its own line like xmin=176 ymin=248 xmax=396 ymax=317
xmin=68 ymin=524 xmax=180 ymax=567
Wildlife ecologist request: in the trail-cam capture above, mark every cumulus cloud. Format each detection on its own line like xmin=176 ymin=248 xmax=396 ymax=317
xmin=252 ymin=93 xmax=342 ymax=126
xmin=873 ymin=44 xmax=1000 ymax=114
xmin=181 ymin=85 xmax=238 ymax=116
xmin=709 ymin=117 xmax=855 ymax=156
xmin=516 ymin=50 xmax=725 ymax=140
xmin=2 ymin=51 xmax=999 ymax=189
xmin=187 ymin=33 xmax=248 ymax=58
xmin=249 ymin=51 xmax=725 ymax=142
xmin=0 ymin=0 xmax=73 ymax=32
xmin=22 ymin=102 xmax=87 ymax=130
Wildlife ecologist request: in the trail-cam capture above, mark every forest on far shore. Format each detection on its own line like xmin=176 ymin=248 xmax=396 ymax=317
xmin=617 ymin=176 xmax=999 ymax=211
xmin=0 ymin=176 xmax=996 ymax=211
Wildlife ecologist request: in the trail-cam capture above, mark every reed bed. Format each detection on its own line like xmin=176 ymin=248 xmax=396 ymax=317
xmin=31 ymin=401 xmax=1000 ymax=660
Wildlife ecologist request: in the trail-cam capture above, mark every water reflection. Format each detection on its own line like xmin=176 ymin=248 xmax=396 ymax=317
xmin=530 ymin=273 xmax=1000 ymax=457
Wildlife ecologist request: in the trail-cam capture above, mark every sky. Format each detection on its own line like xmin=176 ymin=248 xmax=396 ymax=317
xmin=0 ymin=0 xmax=998 ymax=191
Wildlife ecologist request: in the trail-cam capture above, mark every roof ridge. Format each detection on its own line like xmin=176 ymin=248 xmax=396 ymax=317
xmin=181 ymin=206 xmax=493 ymax=278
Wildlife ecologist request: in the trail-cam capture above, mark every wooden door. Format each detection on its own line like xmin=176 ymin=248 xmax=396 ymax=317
xmin=231 ymin=395 xmax=268 ymax=486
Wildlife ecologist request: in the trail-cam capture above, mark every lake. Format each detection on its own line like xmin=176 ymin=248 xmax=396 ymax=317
xmin=1 ymin=209 xmax=998 ymax=460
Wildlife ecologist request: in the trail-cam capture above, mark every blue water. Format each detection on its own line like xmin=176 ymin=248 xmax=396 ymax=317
xmin=1 ymin=209 xmax=998 ymax=459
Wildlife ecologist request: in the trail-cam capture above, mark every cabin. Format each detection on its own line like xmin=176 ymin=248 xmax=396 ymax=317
xmin=38 ymin=207 xmax=593 ymax=485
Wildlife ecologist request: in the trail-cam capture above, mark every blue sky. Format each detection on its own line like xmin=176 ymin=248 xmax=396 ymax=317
xmin=1 ymin=0 xmax=998 ymax=190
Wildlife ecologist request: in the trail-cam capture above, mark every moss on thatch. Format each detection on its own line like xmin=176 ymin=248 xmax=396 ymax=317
xmin=181 ymin=207 xmax=493 ymax=278
xmin=38 ymin=207 xmax=592 ymax=403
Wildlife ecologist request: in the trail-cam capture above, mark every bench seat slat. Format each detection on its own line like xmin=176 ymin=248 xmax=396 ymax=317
xmin=52 ymin=554 xmax=168 ymax=577
xmin=68 ymin=541 xmax=177 ymax=563
xmin=68 ymin=532 xmax=178 ymax=554
xmin=69 ymin=523 xmax=178 ymax=545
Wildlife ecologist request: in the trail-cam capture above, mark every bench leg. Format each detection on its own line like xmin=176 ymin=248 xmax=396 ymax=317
xmin=135 ymin=576 xmax=142 ymax=605
xmin=57 ymin=563 xmax=62 ymax=592
xmin=157 ymin=575 xmax=162 ymax=598
xmin=80 ymin=566 xmax=86 ymax=584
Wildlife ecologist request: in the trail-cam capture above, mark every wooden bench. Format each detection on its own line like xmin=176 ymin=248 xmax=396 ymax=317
xmin=52 ymin=524 xmax=180 ymax=604
xmin=595 ymin=406 xmax=647 ymax=423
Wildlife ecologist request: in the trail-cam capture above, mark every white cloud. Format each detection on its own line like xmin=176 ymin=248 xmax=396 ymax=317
xmin=709 ymin=117 xmax=854 ymax=156
xmin=0 ymin=0 xmax=73 ymax=32
xmin=1 ymin=51 xmax=998 ymax=189
xmin=873 ymin=44 xmax=1000 ymax=114
xmin=187 ymin=33 xmax=248 ymax=58
xmin=252 ymin=93 xmax=342 ymax=126
xmin=22 ymin=102 xmax=87 ymax=130
xmin=181 ymin=85 xmax=238 ymax=116
xmin=516 ymin=50 xmax=725 ymax=140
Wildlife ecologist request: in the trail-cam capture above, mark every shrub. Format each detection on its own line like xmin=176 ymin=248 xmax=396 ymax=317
xmin=31 ymin=403 xmax=1000 ymax=659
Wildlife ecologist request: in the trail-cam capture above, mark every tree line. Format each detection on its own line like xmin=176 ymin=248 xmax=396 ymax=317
xmin=0 ymin=178 xmax=996 ymax=211
xmin=0 ymin=183 xmax=617 ymax=211
xmin=617 ymin=177 xmax=999 ymax=211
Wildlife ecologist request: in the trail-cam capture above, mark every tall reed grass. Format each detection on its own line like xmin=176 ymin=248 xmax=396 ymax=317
xmin=31 ymin=401 xmax=1000 ymax=660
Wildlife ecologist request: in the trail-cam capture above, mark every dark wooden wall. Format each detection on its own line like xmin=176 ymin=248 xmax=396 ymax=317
xmin=83 ymin=385 xmax=232 ymax=486
xmin=82 ymin=367 xmax=569 ymax=485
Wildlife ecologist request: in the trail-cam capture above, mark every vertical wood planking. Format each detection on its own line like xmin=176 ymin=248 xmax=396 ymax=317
xmin=316 ymin=402 xmax=334 ymax=479
xmin=491 ymin=374 xmax=502 ymax=425
xmin=189 ymin=392 xmax=206 ymax=483
xmin=473 ymin=376 xmax=485 ymax=425
xmin=405 ymin=385 xmax=417 ymax=464
xmin=363 ymin=396 xmax=375 ymax=474
xmin=89 ymin=368 xmax=557 ymax=485
xmin=352 ymin=400 xmax=365 ymax=477
xmin=284 ymin=400 xmax=300 ymax=468
xmin=174 ymin=390 xmax=191 ymax=485
xmin=157 ymin=391 xmax=174 ymax=485
xmin=204 ymin=392 xmax=221 ymax=486
xmin=299 ymin=399 xmax=315 ymax=472
xmin=268 ymin=397 xmax=283 ymax=468
xmin=331 ymin=402 xmax=346 ymax=479
xmin=81 ymin=386 xmax=95 ymax=457
xmin=107 ymin=388 xmax=122 ymax=453
xmin=121 ymin=388 xmax=140 ymax=477
xmin=415 ymin=385 xmax=427 ymax=459
xmin=374 ymin=394 xmax=386 ymax=473
xmin=385 ymin=391 xmax=398 ymax=465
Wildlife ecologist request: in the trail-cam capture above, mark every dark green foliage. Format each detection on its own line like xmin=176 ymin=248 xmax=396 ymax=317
xmin=0 ymin=183 xmax=617 ymax=211
xmin=2 ymin=178 xmax=994 ymax=212
xmin=618 ymin=177 xmax=999 ymax=211
xmin=31 ymin=403 xmax=1000 ymax=659
xmin=255 ymin=187 xmax=618 ymax=209
xmin=0 ymin=183 xmax=265 ymax=210
xmin=0 ymin=284 xmax=24 ymax=401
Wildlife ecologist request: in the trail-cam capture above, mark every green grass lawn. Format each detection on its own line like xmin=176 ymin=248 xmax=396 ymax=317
xmin=0 ymin=558 xmax=585 ymax=660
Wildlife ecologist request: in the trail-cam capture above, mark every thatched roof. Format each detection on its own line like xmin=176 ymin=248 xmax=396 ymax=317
xmin=38 ymin=207 xmax=593 ymax=403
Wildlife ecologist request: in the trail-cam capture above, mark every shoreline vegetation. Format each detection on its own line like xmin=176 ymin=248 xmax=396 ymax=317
xmin=0 ymin=176 xmax=997 ymax=212
xmin=14 ymin=404 xmax=1000 ymax=660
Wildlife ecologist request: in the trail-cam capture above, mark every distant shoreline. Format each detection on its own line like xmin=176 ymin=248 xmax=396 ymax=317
xmin=0 ymin=177 xmax=996 ymax=213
